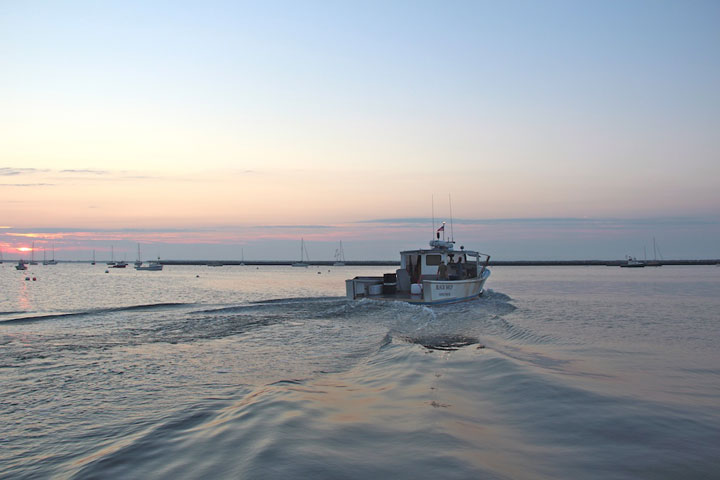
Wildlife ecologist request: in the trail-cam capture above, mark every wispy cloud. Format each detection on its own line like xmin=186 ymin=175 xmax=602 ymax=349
xmin=359 ymin=216 xmax=720 ymax=227
xmin=262 ymin=225 xmax=332 ymax=229
xmin=0 ymin=167 xmax=49 ymax=176
xmin=0 ymin=183 xmax=55 ymax=187
xmin=59 ymin=169 xmax=110 ymax=175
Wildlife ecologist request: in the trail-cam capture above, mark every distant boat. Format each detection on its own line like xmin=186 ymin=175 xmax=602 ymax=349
xmin=29 ymin=241 xmax=38 ymax=265
xmin=292 ymin=238 xmax=310 ymax=267
xmin=207 ymin=261 xmax=223 ymax=267
xmin=91 ymin=250 xmax=96 ymax=265
xmin=646 ymin=238 xmax=663 ymax=267
xmin=0 ymin=248 xmax=3 ymax=264
xmin=15 ymin=259 xmax=27 ymax=270
xmin=112 ymin=259 xmax=128 ymax=268
xmin=43 ymin=244 xmax=57 ymax=265
xmin=136 ymin=257 xmax=163 ymax=271
xmin=333 ymin=241 xmax=346 ymax=266
xmin=107 ymin=246 xmax=116 ymax=266
xmin=240 ymin=248 xmax=245 ymax=266
xmin=620 ymin=256 xmax=645 ymax=268
xmin=135 ymin=244 xmax=143 ymax=268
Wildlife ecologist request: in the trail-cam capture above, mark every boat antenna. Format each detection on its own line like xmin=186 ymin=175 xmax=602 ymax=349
xmin=449 ymin=194 xmax=454 ymax=242
xmin=431 ymin=194 xmax=435 ymax=241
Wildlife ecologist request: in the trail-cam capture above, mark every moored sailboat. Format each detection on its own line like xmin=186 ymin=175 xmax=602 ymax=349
xmin=333 ymin=241 xmax=346 ymax=266
xmin=292 ymin=239 xmax=310 ymax=267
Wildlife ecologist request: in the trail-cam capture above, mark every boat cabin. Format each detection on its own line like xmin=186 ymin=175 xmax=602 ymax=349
xmin=396 ymin=240 xmax=487 ymax=292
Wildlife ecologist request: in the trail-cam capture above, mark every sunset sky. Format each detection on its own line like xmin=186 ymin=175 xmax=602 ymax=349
xmin=2 ymin=1 xmax=719 ymax=260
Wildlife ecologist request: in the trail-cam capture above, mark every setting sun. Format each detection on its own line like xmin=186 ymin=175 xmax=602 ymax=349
xmin=17 ymin=247 xmax=31 ymax=252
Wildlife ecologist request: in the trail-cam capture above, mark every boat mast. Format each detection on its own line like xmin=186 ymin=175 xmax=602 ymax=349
xmin=653 ymin=237 xmax=657 ymax=261
xmin=449 ymin=194 xmax=455 ymax=242
xmin=431 ymin=195 xmax=435 ymax=241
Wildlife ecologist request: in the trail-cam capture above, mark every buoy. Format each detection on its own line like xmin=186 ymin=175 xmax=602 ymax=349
xmin=196 ymin=275 xmax=200 ymax=278
xmin=32 ymin=277 xmax=36 ymax=281
xmin=25 ymin=277 xmax=30 ymax=281
xmin=105 ymin=270 xmax=109 ymax=273
xmin=317 ymin=271 xmax=321 ymax=274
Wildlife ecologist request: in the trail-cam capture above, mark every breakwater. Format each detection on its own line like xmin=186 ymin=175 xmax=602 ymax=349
xmin=157 ymin=259 xmax=720 ymax=266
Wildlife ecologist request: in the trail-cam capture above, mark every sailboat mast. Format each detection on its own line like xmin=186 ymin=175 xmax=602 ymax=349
xmin=653 ymin=237 xmax=657 ymax=260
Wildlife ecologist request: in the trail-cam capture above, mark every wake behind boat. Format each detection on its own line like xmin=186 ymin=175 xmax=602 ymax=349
xmin=346 ymin=222 xmax=491 ymax=305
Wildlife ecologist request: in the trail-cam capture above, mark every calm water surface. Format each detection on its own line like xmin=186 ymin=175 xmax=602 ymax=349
xmin=1 ymin=264 xmax=719 ymax=479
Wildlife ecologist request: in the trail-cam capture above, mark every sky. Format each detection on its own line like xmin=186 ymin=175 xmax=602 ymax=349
xmin=1 ymin=0 xmax=719 ymax=261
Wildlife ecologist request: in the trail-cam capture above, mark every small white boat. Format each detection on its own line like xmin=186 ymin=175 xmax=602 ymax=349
xmin=292 ymin=238 xmax=310 ymax=267
xmin=620 ymin=256 xmax=645 ymax=268
xmin=346 ymin=226 xmax=491 ymax=305
xmin=135 ymin=257 xmax=163 ymax=271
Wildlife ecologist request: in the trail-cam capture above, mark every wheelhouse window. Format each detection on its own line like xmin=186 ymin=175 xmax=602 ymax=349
xmin=425 ymin=254 xmax=442 ymax=266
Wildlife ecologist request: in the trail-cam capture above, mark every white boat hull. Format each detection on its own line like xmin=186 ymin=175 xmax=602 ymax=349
xmin=346 ymin=269 xmax=490 ymax=305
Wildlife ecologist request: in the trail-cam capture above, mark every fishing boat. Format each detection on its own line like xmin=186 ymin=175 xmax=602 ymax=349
xmin=620 ymin=256 xmax=645 ymax=268
xmin=15 ymin=259 xmax=27 ymax=271
xmin=135 ymin=257 xmax=163 ymax=271
xmin=292 ymin=238 xmax=310 ymax=267
xmin=346 ymin=222 xmax=491 ymax=305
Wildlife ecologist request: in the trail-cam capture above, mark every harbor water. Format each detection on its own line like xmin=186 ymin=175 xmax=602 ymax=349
xmin=1 ymin=264 xmax=719 ymax=479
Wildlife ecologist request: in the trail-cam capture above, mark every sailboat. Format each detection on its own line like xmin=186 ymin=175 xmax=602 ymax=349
xmin=43 ymin=244 xmax=57 ymax=265
xmin=240 ymin=248 xmax=245 ymax=266
xmin=646 ymin=238 xmax=663 ymax=267
xmin=0 ymin=247 xmax=3 ymax=264
xmin=292 ymin=239 xmax=310 ymax=267
xmin=134 ymin=244 xmax=143 ymax=268
xmin=91 ymin=250 xmax=96 ymax=265
xmin=333 ymin=241 xmax=346 ymax=266
xmin=29 ymin=241 xmax=38 ymax=265
xmin=109 ymin=246 xmax=127 ymax=268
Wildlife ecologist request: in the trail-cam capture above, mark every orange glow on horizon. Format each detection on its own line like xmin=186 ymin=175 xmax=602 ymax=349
xmin=17 ymin=247 xmax=32 ymax=252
